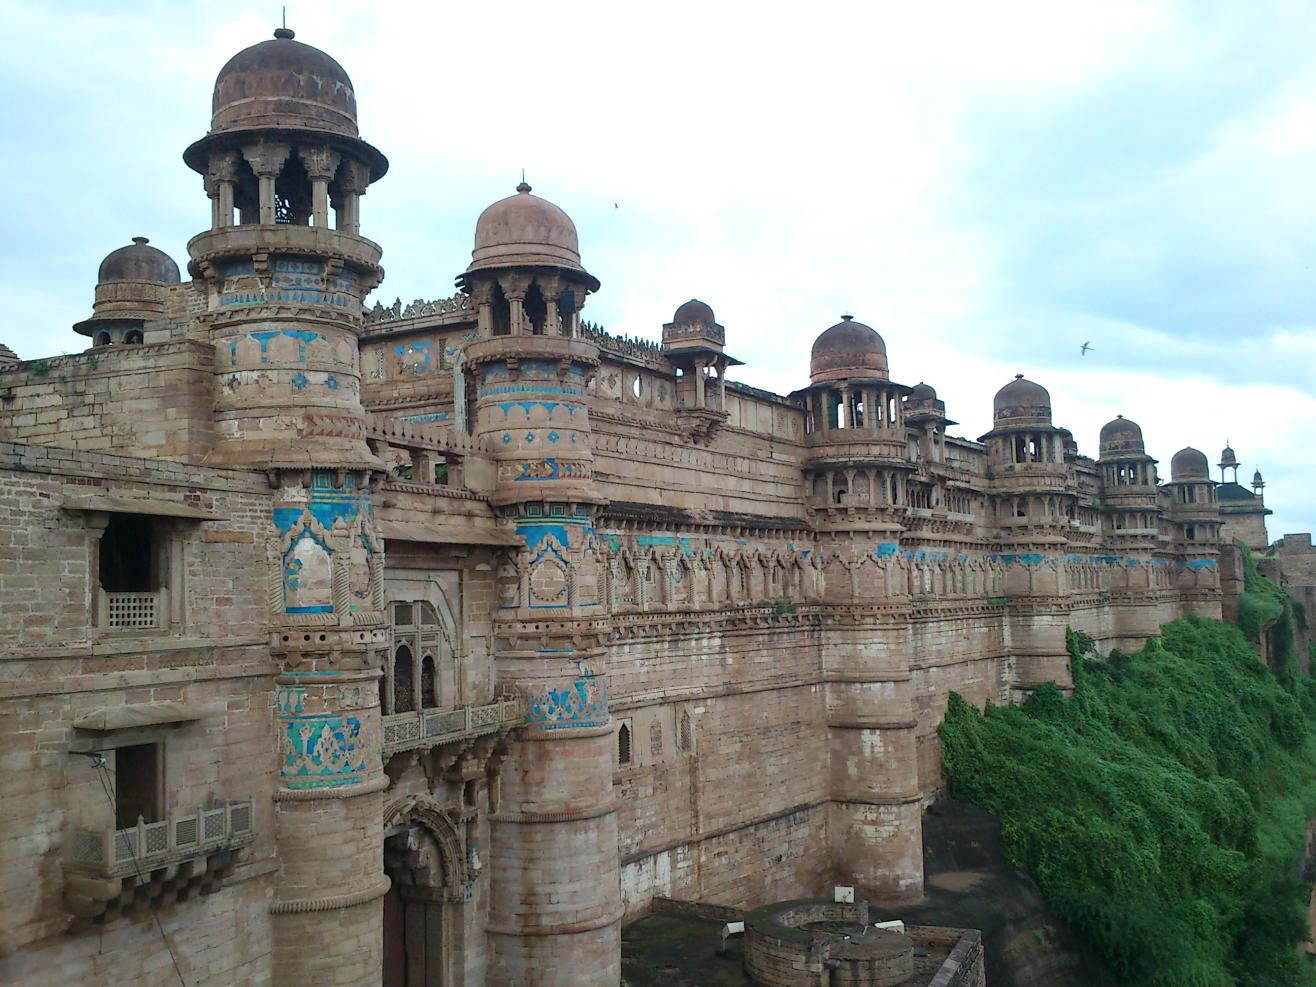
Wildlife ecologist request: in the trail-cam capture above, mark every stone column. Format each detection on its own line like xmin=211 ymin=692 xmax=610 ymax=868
xmin=243 ymin=141 xmax=290 ymax=225
xmin=300 ymin=146 xmax=342 ymax=229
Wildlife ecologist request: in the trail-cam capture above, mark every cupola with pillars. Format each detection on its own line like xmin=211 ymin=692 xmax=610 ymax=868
xmin=979 ymin=374 xmax=1076 ymax=545
xmin=662 ymin=299 xmax=741 ymax=443
xmin=458 ymin=182 xmax=623 ymax=986
xmin=796 ymin=315 xmax=913 ymax=532
xmin=1164 ymin=446 xmax=1222 ymax=552
xmin=1096 ymin=415 xmax=1162 ymax=555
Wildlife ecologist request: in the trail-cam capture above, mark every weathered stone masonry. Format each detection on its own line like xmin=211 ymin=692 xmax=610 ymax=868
xmin=0 ymin=24 xmax=1276 ymax=987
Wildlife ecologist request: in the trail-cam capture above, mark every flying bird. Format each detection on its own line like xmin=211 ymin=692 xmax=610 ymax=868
xmin=1080 ymin=341 xmax=1093 ymax=355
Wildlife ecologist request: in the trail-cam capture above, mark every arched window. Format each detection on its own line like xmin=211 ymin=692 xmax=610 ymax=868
xmin=617 ymin=723 xmax=631 ymax=765
xmin=124 ymin=329 xmax=144 ymax=345
xmin=393 ymin=643 xmax=415 ymax=713
xmin=93 ymin=330 xmax=112 ymax=347
xmin=420 ymin=655 xmax=436 ymax=708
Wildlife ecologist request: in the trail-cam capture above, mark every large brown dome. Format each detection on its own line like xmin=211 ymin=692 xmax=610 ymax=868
xmin=809 ymin=316 xmax=888 ymax=384
xmin=466 ymin=183 xmax=593 ymax=282
xmin=993 ymin=374 xmax=1051 ymax=427
xmin=672 ymin=299 xmax=716 ymax=325
xmin=1098 ymin=415 xmax=1144 ymax=457
xmin=98 ymin=237 xmax=180 ymax=286
xmin=211 ymin=28 xmax=358 ymax=139
xmin=1170 ymin=447 xmax=1210 ymax=480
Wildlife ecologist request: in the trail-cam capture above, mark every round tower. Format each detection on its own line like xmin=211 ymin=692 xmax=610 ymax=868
xmin=459 ymin=183 xmax=621 ymax=985
xmin=979 ymin=375 xmax=1075 ymax=695
xmin=183 ymin=28 xmax=392 ymax=987
xmin=73 ymin=237 xmax=181 ymax=347
xmin=794 ymin=316 xmax=923 ymax=901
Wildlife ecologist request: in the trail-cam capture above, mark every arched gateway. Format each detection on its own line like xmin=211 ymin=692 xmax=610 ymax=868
xmin=382 ymin=795 xmax=471 ymax=986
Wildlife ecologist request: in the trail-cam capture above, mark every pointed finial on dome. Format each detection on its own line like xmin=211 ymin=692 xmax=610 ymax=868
xmin=132 ymin=236 xmax=149 ymax=245
xmin=516 ymin=168 xmax=531 ymax=194
xmin=840 ymin=313 xmax=853 ymax=321
xmin=1014 ymin=373 xmax=1025 ymax=379
xmin=274 ymin=6 xmax=293 ymax=38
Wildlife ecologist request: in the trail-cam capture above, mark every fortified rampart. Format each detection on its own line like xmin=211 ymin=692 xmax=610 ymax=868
xmin=0 ymin=23 xmax=1276 ymax=987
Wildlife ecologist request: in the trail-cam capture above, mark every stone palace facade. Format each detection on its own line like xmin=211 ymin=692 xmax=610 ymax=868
xmin=0 ymin=26 xmax=1274 ymax=987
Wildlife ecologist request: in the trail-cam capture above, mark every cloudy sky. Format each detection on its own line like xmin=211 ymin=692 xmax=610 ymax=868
xmin=2 ymin=1 xmax=1313 ymax=535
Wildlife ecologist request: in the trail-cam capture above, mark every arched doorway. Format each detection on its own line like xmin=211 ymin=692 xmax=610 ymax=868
xmin=382 ymin=797 xmax=469 ymax=987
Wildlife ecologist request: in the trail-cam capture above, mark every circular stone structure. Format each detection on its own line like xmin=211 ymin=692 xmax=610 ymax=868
xmin=744 ymin=898 xmax=914 ymax=986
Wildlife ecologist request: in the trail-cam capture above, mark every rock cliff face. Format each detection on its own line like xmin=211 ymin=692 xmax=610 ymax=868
xmin=872 ymin=800 xmax=1114 ymax=987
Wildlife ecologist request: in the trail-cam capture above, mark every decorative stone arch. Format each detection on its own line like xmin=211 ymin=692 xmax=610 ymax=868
xmin=382 ymin=793 xmax=469 ymax=901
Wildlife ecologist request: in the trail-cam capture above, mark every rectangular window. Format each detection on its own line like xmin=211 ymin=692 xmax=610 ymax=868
xmin=114 ymin=743 xmax=163 ymax=829
xmin=99 ymin=515 xmax=156 ymax=593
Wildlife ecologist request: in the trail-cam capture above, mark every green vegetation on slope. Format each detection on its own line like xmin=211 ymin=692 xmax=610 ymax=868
xmin=940 ymin=616 xmax=1316 ymax=986
xmin=1236 ymin=541 xmax=1308 ymax=688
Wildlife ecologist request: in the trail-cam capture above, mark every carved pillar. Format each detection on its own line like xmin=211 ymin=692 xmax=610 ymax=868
xmin=242 ymin=140 xmax=289 ymax=225
xmin=300 ymin=146 xmax=342 ymax=229
xmin=207 ymin=151 xmax=238 ymax=229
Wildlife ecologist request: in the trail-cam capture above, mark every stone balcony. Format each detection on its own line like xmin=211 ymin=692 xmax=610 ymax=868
xmin=64 ymin=798 xmax=255 ymax=923
xmin=382 ymin=697 xmax=522 ymax=757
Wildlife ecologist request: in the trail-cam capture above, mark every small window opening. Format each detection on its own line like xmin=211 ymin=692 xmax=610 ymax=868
xmin=618 ymin=723 xmax=631 ymax=765
xmin=99 ymin=514 xmax=155 ymax=592
xmin=420 ymin=655 xmax=436 ymax=708
xmin=93 ymin=330 xmax=112 ymax=347
xmin=393 ymin=643 xmax=415 ymax=713
xmin=123 ymin=329 xmax=144 ymax=345
xmin=114 ymin=742 xmax=163 ymax=828
xmin=678 ymin=711 xmax=693 ymax=753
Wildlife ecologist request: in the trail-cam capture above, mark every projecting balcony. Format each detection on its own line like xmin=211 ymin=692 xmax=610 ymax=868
xmin=381 ymin=697 xmax=522 ymax=757
xmin=64 ymin=799 xmax=255 ymax=923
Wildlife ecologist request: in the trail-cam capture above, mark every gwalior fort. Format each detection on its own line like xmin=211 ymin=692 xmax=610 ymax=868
xmin=1 ymin=24 xmax=1311 ymax=987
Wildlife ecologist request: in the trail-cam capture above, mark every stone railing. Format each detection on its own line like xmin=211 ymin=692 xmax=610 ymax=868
xmin=382 ymin=696 xmax=522 ymax=756
xmin=579 ymin=321 xmax=665 ymax=362
xmin=65 ymin=798 xmax=255 ymax=879
xmin=364 ymin=293 xmax=474 ymax=325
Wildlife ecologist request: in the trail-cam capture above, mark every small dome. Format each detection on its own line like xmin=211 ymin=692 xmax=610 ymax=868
xmin=211 ymin=28 xmax=358 ymax=139
xmin=1219 ymin=444 xmax=1238 ymax=467
xmin=1170 ymin=446 xmax=1210 ymax=480
xmin=993 ymin=374 xmax=1051 ymax=427
xmin=1099 ymin=415 xmax=1144 ymax=457
xmin=466 ymin=182 xmax=593 ymax=282
xmin=1253 ymin=470 xmax=1264 ymax=485
xmin=673 ymin=299 xmax=715 ymax=325
xmin=0 ymin=343 xmax=19 ymax=369
xmin=98 ymin=237 xmax=180 ymax=285
xmin=909 ymin=382 xmax=937 ymax=402
xmin=809 ymin=315 xmax=888 ymax=384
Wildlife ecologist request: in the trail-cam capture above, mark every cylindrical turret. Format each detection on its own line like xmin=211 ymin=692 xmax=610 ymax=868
xmin=183 ymin=28 xmax=392 ymax=987
xmin=460 ymin=183 xmax=622 ymax=986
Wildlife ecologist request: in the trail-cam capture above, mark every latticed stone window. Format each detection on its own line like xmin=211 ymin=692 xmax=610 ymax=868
xmin=388 ymin=600 xmax=442 ymax=714
xmin=677 ymin=711 xmax=694 ymax=755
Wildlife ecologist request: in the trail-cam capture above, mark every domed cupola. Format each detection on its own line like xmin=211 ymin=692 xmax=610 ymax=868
xmin=73 ymin=237 xmax=181 ymax=344
xmin=458 ymin=182 xmax=600 ymax=338
xmin=1098 ymin=415 xmax=1145 ymax=457
xmin=463 ymin=182 xmax=597 ymax=288
xmin=210 ymin=28 xmax=360 ymax=139
xmin=993 ymin=374 xmax=1052 ymax=428
xmin=184 ymin=27 xmax=386 ymax=232
xmin=1170 ymin=446 xmax=1210 ymax=481
xmin=809 ymin=315 xmax=888 ymax=384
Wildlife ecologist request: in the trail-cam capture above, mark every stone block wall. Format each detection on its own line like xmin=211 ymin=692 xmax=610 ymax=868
xmin=0 ymin=342 xmax=217 ymax=463
xmin=0 ymin=443 xmax=277 ymax=985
